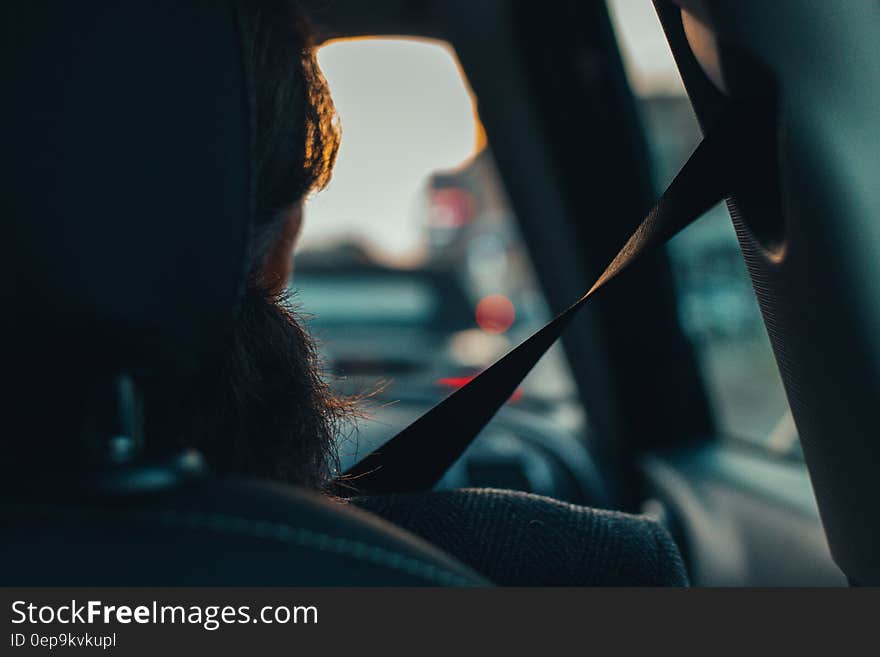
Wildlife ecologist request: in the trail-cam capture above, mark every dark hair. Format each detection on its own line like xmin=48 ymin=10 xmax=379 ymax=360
xmin=149 ymin=1 xmax=349 ymax=490
xmin=242 ymin=0 xmax=340 ymax=276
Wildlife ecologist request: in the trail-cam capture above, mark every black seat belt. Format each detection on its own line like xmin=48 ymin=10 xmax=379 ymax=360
xmin=338 ymin=96 xmax=776 ymax=496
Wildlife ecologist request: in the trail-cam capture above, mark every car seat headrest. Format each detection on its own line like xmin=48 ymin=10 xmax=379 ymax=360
xmin=2 ymin=0 xmax=252 ymax=387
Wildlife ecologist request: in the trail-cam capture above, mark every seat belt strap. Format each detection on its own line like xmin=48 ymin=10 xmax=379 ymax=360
xmin=338 ymin=96 xmax=774 ymax=496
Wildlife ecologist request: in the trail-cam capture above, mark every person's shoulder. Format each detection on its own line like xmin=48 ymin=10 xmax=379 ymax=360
xmin=350 ymin=488 xmax=689 ymax=586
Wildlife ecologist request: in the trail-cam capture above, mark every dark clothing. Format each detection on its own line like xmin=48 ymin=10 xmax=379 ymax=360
xmin=353 ymin=488 xmax=688 ymax=586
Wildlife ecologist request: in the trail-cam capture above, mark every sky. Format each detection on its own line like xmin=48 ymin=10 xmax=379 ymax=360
xmin=299 ymin=39 xmax=478 ymax=259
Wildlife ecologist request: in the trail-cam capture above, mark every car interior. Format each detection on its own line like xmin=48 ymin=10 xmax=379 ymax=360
xmin=4 ymin=0 xmax=878 ymax=586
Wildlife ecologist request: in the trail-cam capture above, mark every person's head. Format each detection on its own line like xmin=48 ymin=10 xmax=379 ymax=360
xmin=149 ymin=1 xmax=348 ymax=489
xmin=243 ymin=0 xmax=339 ymax=292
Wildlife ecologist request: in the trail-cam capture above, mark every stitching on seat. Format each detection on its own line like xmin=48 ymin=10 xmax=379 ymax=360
xmin=7 ymin=504 xmax=477 ymax=587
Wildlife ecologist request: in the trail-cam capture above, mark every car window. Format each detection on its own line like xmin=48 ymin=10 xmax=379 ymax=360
xmin=607 ymin=0 xmax=800 ymax=457
xmin=297 ymin=38 xmax=586 ymax=458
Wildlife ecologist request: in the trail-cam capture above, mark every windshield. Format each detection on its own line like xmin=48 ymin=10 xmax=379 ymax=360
xmin=295 ymin=38 xmax=584 ymax=458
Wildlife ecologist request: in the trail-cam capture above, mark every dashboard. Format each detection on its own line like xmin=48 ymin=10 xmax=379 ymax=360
xmin=337 ymin=398 xmax=609 ymax=507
